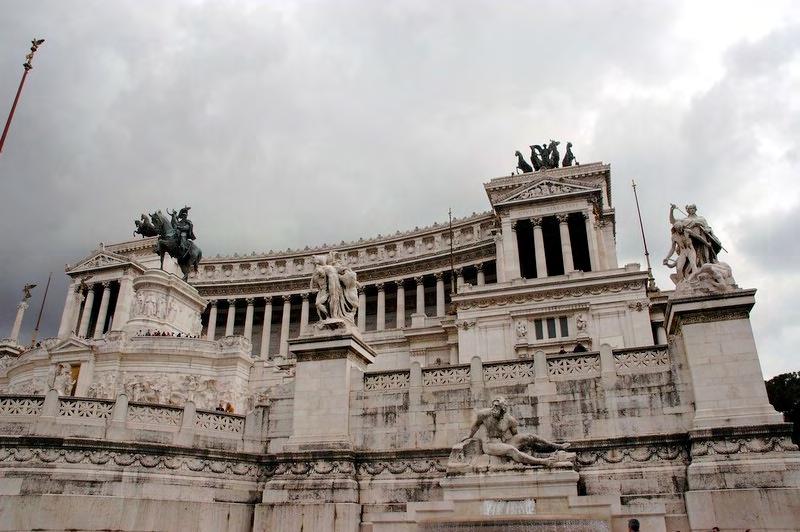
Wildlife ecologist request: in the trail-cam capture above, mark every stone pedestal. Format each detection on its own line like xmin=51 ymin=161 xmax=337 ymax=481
xmin=253 ymin=328 xmax=376 ymax=532
xmin=666 ymin=289 xmax=782 ymax=430
xmin=123 ymin=269 xmax=206 ymax=336
xmin=284 ymin=330 xmax=376 ymax=451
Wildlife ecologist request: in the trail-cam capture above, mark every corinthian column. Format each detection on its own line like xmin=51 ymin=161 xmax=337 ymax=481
xmin=357 ymin=287 xmax=366 ymax=331
xmin=583 ymin=211 xmax=599 ymax=272
xmin=476 ymin=264 xmax=485 ymax=286
xmin=414 ymin=276 xmax=425 ymax=315
xmin=557 ymin=214 xmax=574 ymax=273
xmin=111 ymin=274 xmax=134 ymax=332
xmin=300 ymin=293 xmax=310 ymax=333
xmin=92 ymin=282 xmax=112 ymax=339
xmin=206 ymin=300 xmax=218 ymax=340
xmin=501 ymin=219 xmax=521 ymax=281
xmin=531 ymin=217 xmax=548 ymax=278
xmin=260 ymin=297 xmax=273 ymax=357
xmin=395 ymin=280 xmax=405 ymax=329
xmin=435 ymin=272 xmax=445 ymax=317
xmin=279 ymin=295 xmax=291 ymax=357
xmin=225 ymin=299 xmax=237 ymax=336
xmin=243 ymin=298 xmax=255 ymax=341
xmin=376 ymin=283 xmax=385 ymax=332
xmin=77 ymin=285 xmax=96 ymax=338
xmin=9 ymin=301 xmax=29 ymax=343
xmin=57 ymin=282 xmax=77 ymax=337
xmin=455 ymin=268 xmax=464 ymax=291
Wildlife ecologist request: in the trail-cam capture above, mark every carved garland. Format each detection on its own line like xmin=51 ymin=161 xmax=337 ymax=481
xmin=691 ymin=436 xmax=798 ymax=457
xmin=576 ymin=444 xmax=688 ymax=466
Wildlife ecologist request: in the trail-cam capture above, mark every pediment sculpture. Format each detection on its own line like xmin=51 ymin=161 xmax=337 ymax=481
xmin=447 ymin=396 xmax=576 ymax=474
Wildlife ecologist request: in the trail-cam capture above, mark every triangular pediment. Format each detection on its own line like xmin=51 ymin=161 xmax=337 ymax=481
xmin=48 ymin=336 xmax=93 ymax=355
xmin=494 ymin=178 xmax=600 ymax=206
xmin=67 ymin=250 xmax=144 ymax=275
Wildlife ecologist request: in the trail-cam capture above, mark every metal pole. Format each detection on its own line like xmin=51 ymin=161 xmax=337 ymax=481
xmin=0 ymin=38 xmax=44 ymax=156
xmin=632 ymin=180 xmax=657 ymax=292
xmin=0 ymin=69 xmax=29 ymax=155
xmin=30 ymin=272 xmax=51 ymax=346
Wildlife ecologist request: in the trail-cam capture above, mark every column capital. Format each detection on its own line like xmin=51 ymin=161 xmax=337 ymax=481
xmin=511 ymin=220 xmax=519 ymax=231
xmin=394 ymin=279 xmax=405 ymax=289
xmin=227 ymin=298 xmax=237 ymax=305
xmin=245 ymin=298 xmax=255 ymax=305
xmin=556 ymin=213 xmax=570 ymax=224
xmin=282 ymin=294 xmax=292 ymax=303
xmin=73 ymin=283 xmax=83 ymax=293
xmin=357 ymin=285 xmax=365 ymax=295
xmin=581 ymin=211 xmax=590 ymax=220
xmin=209 ymin=299 xmax=218 ymax=308
xmin=263 ymin=296 xmax=273 ymax=305
xmin=475 ymin=262 xmax=484 ymax=271
xmin=434 ymin=272 xmax=444 ymax=281
xmin=101 ymin=281 xmax=111 ymax=289
xmin=530 ymin=216 xmax=543 ymax=227
xmin=300 ymin=292 xmax=309 ymax=301
xmin=414 ymin=275 xmax=425 ymax=285
xmin=375 ymin=282 xmax=385 ymax=292
xmin=454 ymin=267 xmax=463 ymax=276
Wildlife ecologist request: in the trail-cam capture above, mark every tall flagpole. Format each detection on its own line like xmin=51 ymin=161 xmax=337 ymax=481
xmin=30 ymin=272 xmax=52 ymax=346
xmin=448 ymin=208 xmax=456 ymax=302
xmin=631 ymin=179 xmax=658 ymax=292
xmin=0 ymin=38 xmax=45 ymax=156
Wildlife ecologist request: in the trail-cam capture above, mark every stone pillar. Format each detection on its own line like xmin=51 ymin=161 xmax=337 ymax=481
xmin=225 ymin=299 xmax=236 ymax=336
xmin=57 ymin=283 xmax=77 ymax=337
xmin=476 ymin=263 xmax=485 ymax=286
xmin=279 ymin=295 xmax=291 ymax=358
xmin=299 ymin=292 xmax=310 ymax=333
xmin=357 ymin=287 xmax=366 ymax=331
xmin=557 ymin=214 xmax=574 ymax=273
xmin=415 ymin=276 xmax=425 ymax=315
xmin=206 ymin=300 xmax=218 ymax=341
xmin=531 ymin=217 xmax=548 ymax=278
xmin=376 ymin=283 xmax=385 ymax=332
xmin=260 ymin=297 xmax=273 ymax=357
xmin=500 ymin=219 xmax=522 ymax=280
xmin=92 ymin=282 xmax=112 ymax=339
xmin=71 ymin=287 xmax=84 ymax=335
xmin=110 ymin=274 xmax=134 ymax=332
xmin=583 ymin=211 xmax=599 ymax=272
xmin=455 ymin=267 xmax=464 ymax=291
xmin=395 ymin=280 xmax=405 ymax=329
xmin=77 ymin=285 xmax=96 ymax=338
xmin=435 ymin=272 xmax=445 ymax=317
xmin=9 ymin=301 xmax=29 ymax=343
xmin=656 ymin=324 xmax=667 ymax=345
xmin=243 ymin=298 xmax=255 ymax=341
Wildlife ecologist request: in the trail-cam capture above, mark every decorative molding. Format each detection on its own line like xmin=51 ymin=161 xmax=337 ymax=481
xmin=364 ymin=370 xmax=411 ymax=391
xmin=455 ymin=280 xmax=645 ymax=310
xmin=483 ymin=361 xmax=535 ymax=383
xmin=358 ymin=458 xmax=447 ymax=476
xmin=422 ymin=366 xmax=470 ymax=386
xmin=547 ymin=354 xmax=600 ymax=379
xmin=691 ymin=435 xmax=798 ymax=457
xmin=577 ymin=444 xmax=688 ymax=466
xmin=614 ymin=348 xmax=669 ymax=373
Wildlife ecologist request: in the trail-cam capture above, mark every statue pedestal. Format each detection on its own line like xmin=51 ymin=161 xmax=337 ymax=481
xmin=665 ymin=289 xmax=782 ymax=429
xmin=253 ymin=330 xmax=376 ymax=532
xmin=123 ymin=269 xmax=206 ymax=337
xmin=283 ymin=330 xmax=376 ymax=451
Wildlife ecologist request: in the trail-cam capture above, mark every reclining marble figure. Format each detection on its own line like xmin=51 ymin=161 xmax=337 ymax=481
xmin=448 ymin=397 xmax=575 ymax=473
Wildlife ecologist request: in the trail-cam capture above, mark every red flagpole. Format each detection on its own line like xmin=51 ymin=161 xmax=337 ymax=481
xmin=0 ymin=38 xmax=44 ymax=156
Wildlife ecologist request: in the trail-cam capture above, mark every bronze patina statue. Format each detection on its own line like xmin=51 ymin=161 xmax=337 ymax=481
xmin=134 ymin=207 xmax=203 ymax=281
xmin=521 ymin=140 xmax=577 ymax=172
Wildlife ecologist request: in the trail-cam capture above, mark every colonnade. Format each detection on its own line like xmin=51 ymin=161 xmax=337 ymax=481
xmin=506 ymin=211 xmax=598 ymax=279
xmin=204 ymin=262 xmax=493 ymax=358
xmin=60 ymin=281 xmax=123 ymax=339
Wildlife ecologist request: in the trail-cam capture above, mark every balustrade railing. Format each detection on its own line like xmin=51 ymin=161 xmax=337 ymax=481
xmin=422 ymin=365 xmax=471 ymax=386
xmin=364 ymin=370 xmax=411 ymax=391
xmin=0 ymin=392 xmax=261 ymax=450
xmin=547 ymin=352 xmax=601 ymax=380
xmin=482 ymin=360 xmax=535 ymax=384
xmin=613 ymin=346 xmax=670 ymax=373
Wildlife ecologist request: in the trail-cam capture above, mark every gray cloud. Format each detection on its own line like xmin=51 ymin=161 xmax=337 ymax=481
xmin=0 ymin=1 xmax=798 ymax=377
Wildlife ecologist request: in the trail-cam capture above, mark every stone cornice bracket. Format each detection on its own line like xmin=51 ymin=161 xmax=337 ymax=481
xmin=455 ymin=320 xmax=476 ymax=331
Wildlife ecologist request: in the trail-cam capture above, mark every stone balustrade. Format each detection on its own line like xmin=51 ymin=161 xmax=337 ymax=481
xmin=361 ymin=345 xmax=671 ymax=391
xmin=0 ymin=391 xmax=266 ymax=453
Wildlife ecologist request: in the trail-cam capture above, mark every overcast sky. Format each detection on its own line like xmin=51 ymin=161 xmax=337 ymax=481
xmin=0 ymin=1 xmax=798 ymax=378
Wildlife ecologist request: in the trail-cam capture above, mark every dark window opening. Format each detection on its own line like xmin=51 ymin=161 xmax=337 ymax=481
xmin=542 ymin=216 xmax=564 ymax=276
xmin=567 ymin=212 xmax=591 ymax=272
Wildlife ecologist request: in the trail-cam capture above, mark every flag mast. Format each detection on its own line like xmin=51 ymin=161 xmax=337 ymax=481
xmin=30 ymin=272 xmax=52 ymax=346
xmin=0 ymin=38 xmax=45 ymax=156
xmin=631 ymin=179 xmax=657 ymax=292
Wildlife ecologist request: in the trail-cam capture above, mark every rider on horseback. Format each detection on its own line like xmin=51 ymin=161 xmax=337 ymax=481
xmin=171 ymin=206 xmax=195 ymax=260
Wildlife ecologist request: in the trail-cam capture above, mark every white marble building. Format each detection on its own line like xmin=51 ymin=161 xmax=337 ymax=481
xmin=0 ymin=162 xmax=797 ymax=531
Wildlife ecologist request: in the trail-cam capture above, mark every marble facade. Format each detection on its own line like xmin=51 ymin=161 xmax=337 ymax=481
xmin=0 ymin=162 xmax=797 ymax=531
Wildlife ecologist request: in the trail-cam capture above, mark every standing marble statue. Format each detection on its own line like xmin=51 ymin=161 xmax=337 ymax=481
xmin=309 ymin=252 xmax=360 ymax=331
xmin=664 ymin=204 xmax=735 ymax=295
xmin=447 ymin=397 xmax=575 ymax=473
xmin=52 ymin=363 xmax=75 ymax=396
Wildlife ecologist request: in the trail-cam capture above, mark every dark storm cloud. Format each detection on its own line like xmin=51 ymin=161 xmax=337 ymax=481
xmin=0 ymin=1 xmax=797 ymax=376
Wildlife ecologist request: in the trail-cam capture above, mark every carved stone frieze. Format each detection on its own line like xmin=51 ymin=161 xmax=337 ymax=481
xmin=357 ymin=458 xmax=447 ymax=476
xmin=455 ymin=280 xmax=645 ymax=310
xmin=576 ymin=444 xmax=689 ymax=466
xmin=691 ymin=435 xmax=798 ymax=457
